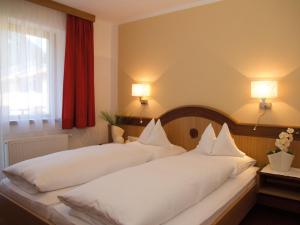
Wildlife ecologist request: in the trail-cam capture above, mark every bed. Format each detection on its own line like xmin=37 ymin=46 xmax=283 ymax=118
xmin=1 ymin=105 xmax=299 ymax=225
xmin=0 ymin=141 xmax=185 ymax=224
xmin=49 ymin=166 xmax=258 ymax=225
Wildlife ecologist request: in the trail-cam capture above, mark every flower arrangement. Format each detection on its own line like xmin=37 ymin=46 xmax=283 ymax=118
xmin=268 ymin=128 xmax=294 ymax=155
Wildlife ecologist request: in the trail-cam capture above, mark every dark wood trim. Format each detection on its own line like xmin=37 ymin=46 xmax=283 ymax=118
xmin=25 ymin=0 xmax=95 ymax=22
xmin=118 ymin=105 xmax=300 ymax=140
xmin=214 ymin=185 xmax=257 ymax=225
xmin=117 ymin=116 xmax=152 ymax=127
xmin=258 ymin=194 xmax=300 ymax=214
xmin=0 ymin=194 xmax=48 ymax=225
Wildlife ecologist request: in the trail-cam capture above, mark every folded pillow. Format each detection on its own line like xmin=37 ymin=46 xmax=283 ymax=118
xmin=138 ymin=119 xmax=155 ymax=144
xmin=195 ymin=124 xmax=216 ymax=154
xmin=207 ymin=155 xmax=256 ymax=177
xmin=143 ymin=120 xmax=172 ymax=148
xmin=230 ymin=155 xmax=256 ymax=177
xmin=210 ymin=123 xmax=245 ymax=157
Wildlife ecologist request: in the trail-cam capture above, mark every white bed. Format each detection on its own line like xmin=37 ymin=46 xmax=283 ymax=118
xmin=0 ymin=142 xmax=185 ymax=222
xmin=49 ymin=166 xmax=258 ymax=225
xmin=0 ymin=178 xmax=75 ymax=220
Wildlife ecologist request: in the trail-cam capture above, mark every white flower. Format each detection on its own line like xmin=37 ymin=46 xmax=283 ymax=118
xmin=279 ymin=132 xmax=289 ymax=139
xmin=279 ymin=132 xmax=285 ymax=139
xmin=274 ymin=128 xmax=294 ymax=152
xmin=289 ymin=135 xmax=294 ymax=142
xmin=279 ymin=138 xmax=288 ymax=145
xmin=275 ymin=139 xmax=282 ymax=149
xmin=287 ymin=128 xmax=294 ymax=134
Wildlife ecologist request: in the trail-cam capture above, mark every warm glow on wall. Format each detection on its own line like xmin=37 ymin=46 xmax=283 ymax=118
xmin=132 ymin=83 xmax=151 ymax=105
xmin=251 ymin=80 xmax=278 ymax=110
xmin=251 ymin=80 xmax=278 ymax=99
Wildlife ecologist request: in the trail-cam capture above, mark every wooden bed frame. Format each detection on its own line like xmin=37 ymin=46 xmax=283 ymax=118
xmin=1 ymin=105 xmax=299 ymax=225
xmin=119 ymin=105 xmax=300 ymax=167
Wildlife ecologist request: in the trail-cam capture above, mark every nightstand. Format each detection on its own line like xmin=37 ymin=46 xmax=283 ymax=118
xmin=257 ymin=164 xmax=300 ymax=214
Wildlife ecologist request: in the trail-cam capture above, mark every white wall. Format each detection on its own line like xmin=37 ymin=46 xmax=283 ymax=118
xmin=6 ymin=18 xmax=118 ymax=149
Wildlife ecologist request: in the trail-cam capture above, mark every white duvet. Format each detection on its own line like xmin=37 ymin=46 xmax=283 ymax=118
xmin=3 ymin=142 xmax=185 ymax=193
xmin=59 ymin=152 xmax=237 ymax=225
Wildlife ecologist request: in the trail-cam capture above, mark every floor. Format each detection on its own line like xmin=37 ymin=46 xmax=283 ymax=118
xmin=240 ymin=205 xmax=300 ymax=225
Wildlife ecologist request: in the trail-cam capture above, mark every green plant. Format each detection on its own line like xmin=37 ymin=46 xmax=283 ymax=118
xmin=100 ymin=111 xmax=116 ymax=125
xmin=99 ymin=111 xmax=122 ymax=125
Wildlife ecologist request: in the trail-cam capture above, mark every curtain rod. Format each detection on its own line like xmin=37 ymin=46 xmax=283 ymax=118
xmin=25 ymin=0 xmax=96 ymax=22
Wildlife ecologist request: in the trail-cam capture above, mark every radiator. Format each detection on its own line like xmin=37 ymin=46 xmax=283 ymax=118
xmin=5 ymin=134 xmax=69 ymax=166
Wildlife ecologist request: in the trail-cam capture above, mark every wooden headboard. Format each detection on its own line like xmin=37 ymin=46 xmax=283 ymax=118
xmin=118 ymin=105 xmax=300 ymax=168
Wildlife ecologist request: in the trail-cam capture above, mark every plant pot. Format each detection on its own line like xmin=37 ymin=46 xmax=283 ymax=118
xmin=268 ymin=151 xmax=294 ymax=172
xmin=111 ymin=125 xmax=125 ymax=144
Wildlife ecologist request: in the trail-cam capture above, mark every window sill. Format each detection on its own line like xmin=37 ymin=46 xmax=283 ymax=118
xmin=9 ymin=119 xmax=61 ymax=125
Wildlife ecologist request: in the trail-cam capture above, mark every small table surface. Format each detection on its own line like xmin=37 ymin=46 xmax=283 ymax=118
xmin=261 ymin=164 xmax=300 ymax=179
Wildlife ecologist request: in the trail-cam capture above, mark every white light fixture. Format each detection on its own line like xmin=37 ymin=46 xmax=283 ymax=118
xmin=251 ymin=80 xmax=278 ymax=109
xmin=132 ymin=83 xmax=151 ymax=105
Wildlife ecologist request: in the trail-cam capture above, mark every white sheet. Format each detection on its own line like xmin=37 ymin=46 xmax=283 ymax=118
xmin=3 ymin=142 xmax=185 ymax=193
xmin=0 ymin=178 xmax=75 ymax=219
xmin=50 ymin=167 xmax=258 ymax=225
xmin=58 ymin=153 xmax=240 ymax=225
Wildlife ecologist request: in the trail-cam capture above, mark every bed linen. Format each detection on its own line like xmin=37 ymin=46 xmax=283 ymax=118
xmin=0 ymin=178 xmax=76 ymax=219
xmin=50 ymin=167 xmax=258 ymax=225
xmin=3 ymin=142 xmax=185 ymax=193
xmin=58 ymin=152 xmax=243 ymax=225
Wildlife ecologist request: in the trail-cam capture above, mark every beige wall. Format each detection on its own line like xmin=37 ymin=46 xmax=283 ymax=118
xmin=118 ymin=0 xmax=300 ymax=127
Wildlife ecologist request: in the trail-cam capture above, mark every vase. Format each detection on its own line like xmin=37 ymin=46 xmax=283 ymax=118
xmin=111 ymin=125 xmax=125 ymax=144
xmin=268 ymin=151 xmax=294 ymax=172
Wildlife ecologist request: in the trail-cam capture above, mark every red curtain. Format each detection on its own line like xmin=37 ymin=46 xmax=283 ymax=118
xmin=62 ymin=15 xmax=95 ymax=129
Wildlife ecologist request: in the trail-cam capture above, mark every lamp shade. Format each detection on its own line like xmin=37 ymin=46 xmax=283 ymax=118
xmin=132 ymin=83 xmax=151 ymax=97
xmin=251 ymin=81 xmax=278 ymax=99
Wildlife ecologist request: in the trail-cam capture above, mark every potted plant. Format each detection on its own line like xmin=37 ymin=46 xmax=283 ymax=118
xmin=100 ymin=111 xmax=124 ymax=143
xmin=267 ymin=128 xmax=295 ymax=172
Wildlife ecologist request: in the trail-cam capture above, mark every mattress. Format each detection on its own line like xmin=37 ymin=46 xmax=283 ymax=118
xmin=49 ymin=166 xmax=258 ymax=225
xmin=0 ymin=178 xmax=76 ymax=220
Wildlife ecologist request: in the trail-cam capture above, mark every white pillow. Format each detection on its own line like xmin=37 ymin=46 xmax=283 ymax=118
xmin=195 ymin=124 xmax=216 ymax=154
xmin=230 ymin=155 xmax=256 ymax=177
xmin=210 ymin=123 xmax=245 ymax=157
xmin=209 ymin=155 xmax=256 ymax=177
xmin=144 ymin=119 xmax=172 ymax=148
xmin=138 ymin=119 xmax=155 ymax=144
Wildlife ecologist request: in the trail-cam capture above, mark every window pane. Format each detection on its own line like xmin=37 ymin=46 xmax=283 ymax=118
xmin=3 ymin=24 xmax=52 ymax=121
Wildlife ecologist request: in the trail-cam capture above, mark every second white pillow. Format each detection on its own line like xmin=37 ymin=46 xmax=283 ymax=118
xmin=195 ymin=124 xmax=216 ymax=154
xmin=210 ymin=123 xmax=245 ymax=157
xmin=138 ymin=119 xmax=155 ymax=144
xmin=144 ymin=119 xmax=172 ymax=148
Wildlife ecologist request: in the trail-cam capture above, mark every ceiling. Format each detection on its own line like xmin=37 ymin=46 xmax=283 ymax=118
xmin=55 ymin=0 xmax=221 ymax=24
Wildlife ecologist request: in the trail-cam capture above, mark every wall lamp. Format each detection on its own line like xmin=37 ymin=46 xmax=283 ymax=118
xmin=132 ymin=83 xmax=151 ymax=105
xmin=251 ymin=80 xmax=278 ymax=110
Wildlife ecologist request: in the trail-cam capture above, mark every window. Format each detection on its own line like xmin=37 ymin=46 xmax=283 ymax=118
xmin=0 ymin=1 xmax=66 ymax=123
xmin=3 ymin=25 xmax=53 ymax=121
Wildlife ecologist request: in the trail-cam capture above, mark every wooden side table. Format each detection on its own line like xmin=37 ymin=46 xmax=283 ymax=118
xmin=257 ymin=164 xmax=300 ymax=214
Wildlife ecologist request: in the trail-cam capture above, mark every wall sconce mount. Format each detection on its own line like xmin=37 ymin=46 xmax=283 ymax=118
xmin=251 ymin=80 xmax=278 ymax=130
xmin=139 ymin=97 xmax=148 ymax=105
xmin=259 ymin=98 xmax=272 ymax=110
